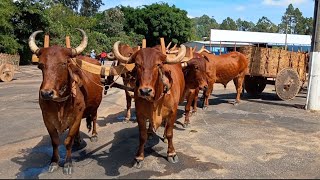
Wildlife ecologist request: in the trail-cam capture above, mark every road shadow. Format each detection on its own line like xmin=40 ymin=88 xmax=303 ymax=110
xmin=74 ymin=124 xmax=221 ymax=178
xmin=75 ymin=125 xmax=163 ymax=177
xmin=98 ymin=110 xmax=130 ymax=126
xmin=11 ymin=131 xmax=90 ymax=179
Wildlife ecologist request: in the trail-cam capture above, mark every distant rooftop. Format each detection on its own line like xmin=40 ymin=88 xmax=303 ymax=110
xmin=210 ymin=29 xmax=311 ymax=46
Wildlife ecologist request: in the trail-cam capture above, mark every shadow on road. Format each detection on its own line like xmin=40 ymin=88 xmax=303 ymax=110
xmin=11 ymin=132 xmax=90 ymax=179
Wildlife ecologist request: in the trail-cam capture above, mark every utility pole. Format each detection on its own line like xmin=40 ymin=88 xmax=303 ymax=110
xmin=306 ymin=0 xmax=320 ymax=110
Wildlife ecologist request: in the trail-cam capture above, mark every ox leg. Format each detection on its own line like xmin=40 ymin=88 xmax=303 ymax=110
xmin=124 ymin=91 xmax=132 ymax=123
xmin=73 ymin=128 xmax=82 ymax=148
xmin=202 ymin=83 xmax=213 ymax=110
xmin=44 ymin=120 xmax=60 ymax=173
xmin=147 ymin=119 xmax=155 ymax=140
xmin=162 ymin=119 xmax=168 ymax=143
xmin=133 ymin=116 xmax=147 ymax=169
xmin=233 ymin=73 xmax=245 ymax=105
xmin=63 ymin=115 xmax=83 ymax=175
xmin=166 ymin=111 xmax=179 ymax=163
xmin=191 ymin=88 xmax=200 ymax=115
xmin=184 ymin=89 xmax=195 ymax=128
xmin=90 ymin=111 xmax=98 ymax=142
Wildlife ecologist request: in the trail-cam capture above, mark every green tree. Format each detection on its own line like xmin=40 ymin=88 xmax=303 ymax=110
xmin=279 ymin=4 xmax=313 ymax=35
xmin=0 ymin=0 xmax=20 ymax=54
xmin=121 ymin=3 xmax=192 ymax=46
xmin=95 ymin=7 xmax=125 ymax=37
xmin=43 ymin=4 xmax=96 ymax=51
xmin=236 ymin=18 xmax=255 ymax=31
xmin=220 ymin=17 xmax=237 ymax=30
xmin=303 ymin=17 xmax=313 ymax=35
xmin=51 ymin=0 xmax=103 ymax=16
xmin=80 ymin=0 xmax=103 ymax=17
xmin=253 ymin=16 xmax=278 ymax=33
xmin=12 ymin=0 xmax=48 ymax=64
xmin=193 ymin=15 xmax=219 ymax=40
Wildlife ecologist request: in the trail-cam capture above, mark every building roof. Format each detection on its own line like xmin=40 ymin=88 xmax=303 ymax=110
xmin=210 ymin=29 xmax=311 ymax=46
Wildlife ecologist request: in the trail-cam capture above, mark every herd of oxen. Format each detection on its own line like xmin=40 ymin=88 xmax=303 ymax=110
xmin=27 ymin=29 xmax=248 ymax=174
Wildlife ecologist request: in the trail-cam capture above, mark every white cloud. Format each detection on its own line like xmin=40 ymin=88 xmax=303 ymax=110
xmin=262 ymin=0 xmax=308 ymax=6
xmin=235 ymin=5 xmax=246 ymax=11
xmin=187 ymin=14 xmax=194 ymax=18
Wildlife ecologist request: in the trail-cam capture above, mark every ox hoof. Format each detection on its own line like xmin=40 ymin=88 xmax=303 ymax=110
xmin=48 ymin=162 xmax=59 ymax=173
xmin=168 ymin=154 xmax=179 ymax=164
xmin=133 ymin=159 xmax=144 ymax=169
xmin=63 ymin=162 xmax=73 ymax=175
xmin=123 ymin=119 xmax=130 ymax=123
xmin=183 ymin=123 xmax=189 ymax=128
xmin=202 ymin=106 xmax=208 ymax=110
xmin=233 ymin=101 xmax=240 ymax=106
xmin=191 ymin=111 xmax=197 ymax=116
xmin=90 ymin=135 xmax=98 ymax=142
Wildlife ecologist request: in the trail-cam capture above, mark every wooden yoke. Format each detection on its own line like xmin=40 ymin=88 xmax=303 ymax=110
xmin=44 ymin=35 xmax=49 ymax=48
xmin=160 ymin=37 xmax=166 ymax=55
xmin=189 ymin=47 xmax=193 ymax=58
xmin=142 ymin=39 xmax=146 ymax=48
xmin=66 ymin=36 xmax=71 ymax=48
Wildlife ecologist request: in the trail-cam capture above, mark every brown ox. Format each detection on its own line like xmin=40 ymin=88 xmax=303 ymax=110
xmin=182 ymin=56 xmax=209 ymax=128
xmin=113 ymin=41 xmax=186 ymax=168
xmin=200 ymin=51 xmax=249 ymax=108
xmin=28 ymin=29 xmax=103 ymax=175
xmin=106 ymin=44 xmax=140 ymax=122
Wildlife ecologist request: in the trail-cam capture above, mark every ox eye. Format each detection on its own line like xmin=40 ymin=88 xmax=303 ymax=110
xmin=61 ymin=62 xmax=67 ymax=67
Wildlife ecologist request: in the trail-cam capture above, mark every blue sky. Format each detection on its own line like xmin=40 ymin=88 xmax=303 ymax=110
xmin=100 ymin=0 xmax=314 ymax=24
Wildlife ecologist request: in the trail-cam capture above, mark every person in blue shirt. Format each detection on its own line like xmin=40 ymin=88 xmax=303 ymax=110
xmin=90 ymin=50 xmax=96 ymax=59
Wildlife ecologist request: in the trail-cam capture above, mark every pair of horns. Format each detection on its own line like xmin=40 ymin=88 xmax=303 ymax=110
xmin=28 ymin=28 xmax=88 ymax=56
xmin=112 ymin=41 xmax=186 ymax=64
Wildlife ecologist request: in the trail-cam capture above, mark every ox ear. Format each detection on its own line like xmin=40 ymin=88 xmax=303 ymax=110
xmin=203 ymin=56 xmax=210 ymax=62
xmin=158 ymin=52 xmax=167 ymax=63
xmin=162 ymin=69 xmax=173 ymax=93
xmin=68 ymin=65 xmax=83 ymax=87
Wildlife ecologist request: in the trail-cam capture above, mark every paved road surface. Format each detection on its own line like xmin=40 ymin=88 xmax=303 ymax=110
xmin=0 ymin=65 xmax=320 ymax=179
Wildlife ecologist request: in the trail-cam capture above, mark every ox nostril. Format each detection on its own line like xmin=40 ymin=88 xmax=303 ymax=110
xmin=41 ymin=90 xmax=54 ymax=99
xmin=204 ymin=85 xmax=208 ymax=90
xmin=139 ymin=88 xmax=152 ymax=96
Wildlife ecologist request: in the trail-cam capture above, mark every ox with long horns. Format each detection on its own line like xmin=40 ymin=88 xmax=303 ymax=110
xmin=113 ymin=41 xmax=186 ymax=168
xmin=28 ymin=29 xmax=103 ymax=175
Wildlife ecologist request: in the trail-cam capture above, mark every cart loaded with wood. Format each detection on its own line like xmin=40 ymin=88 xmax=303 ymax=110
xmin=238 ymin=46 xmax=308 ymax=100
xmin=0 ymin=53 xmax=20 ymax=82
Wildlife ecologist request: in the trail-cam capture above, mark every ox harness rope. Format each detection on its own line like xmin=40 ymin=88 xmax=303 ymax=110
xmin=146 ymin=67 xmax=172 ymax=103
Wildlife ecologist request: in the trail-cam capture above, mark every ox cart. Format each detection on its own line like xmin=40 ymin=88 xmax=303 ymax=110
xmin=0 ymin=53 xmax=20 ymax=82
xmin=238 ymin=46 xmax=308 ymax=100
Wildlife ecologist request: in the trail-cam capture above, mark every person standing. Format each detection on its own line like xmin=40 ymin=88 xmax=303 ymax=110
xmin=100 ymin=50 xmax=107 ymax=65
xmin=90 ymin=50 xmax=96 ymax=59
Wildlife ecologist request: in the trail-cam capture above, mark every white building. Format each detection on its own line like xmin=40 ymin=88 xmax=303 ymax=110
xmin=184 ymin=29 xmax=312 ymax=55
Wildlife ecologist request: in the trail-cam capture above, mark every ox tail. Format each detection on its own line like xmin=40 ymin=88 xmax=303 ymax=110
xmin=86 ymin=115 xmax=92 ymax=132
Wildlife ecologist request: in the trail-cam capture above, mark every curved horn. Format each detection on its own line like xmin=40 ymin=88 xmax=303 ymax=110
xmin=71 ymin=28 xmax=88 ymax=56
xmin=106 ymin=52 xmax=115 ymax=60
xmin=165 ymin=45 xmax=186 ymax=64
xmin=28 ymin=30 xmax=43 ymax=55
xmin=112 ymin=41 xmax=133 ymax=63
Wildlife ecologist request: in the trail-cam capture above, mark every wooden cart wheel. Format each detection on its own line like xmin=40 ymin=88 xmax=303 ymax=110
xmin=244 ymin=76 xmax=267 ymax=96
xmin=0 ymin=63 xmax=14 ymax=82
xmin=275 ymin=68 xmax=301 ymax=100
